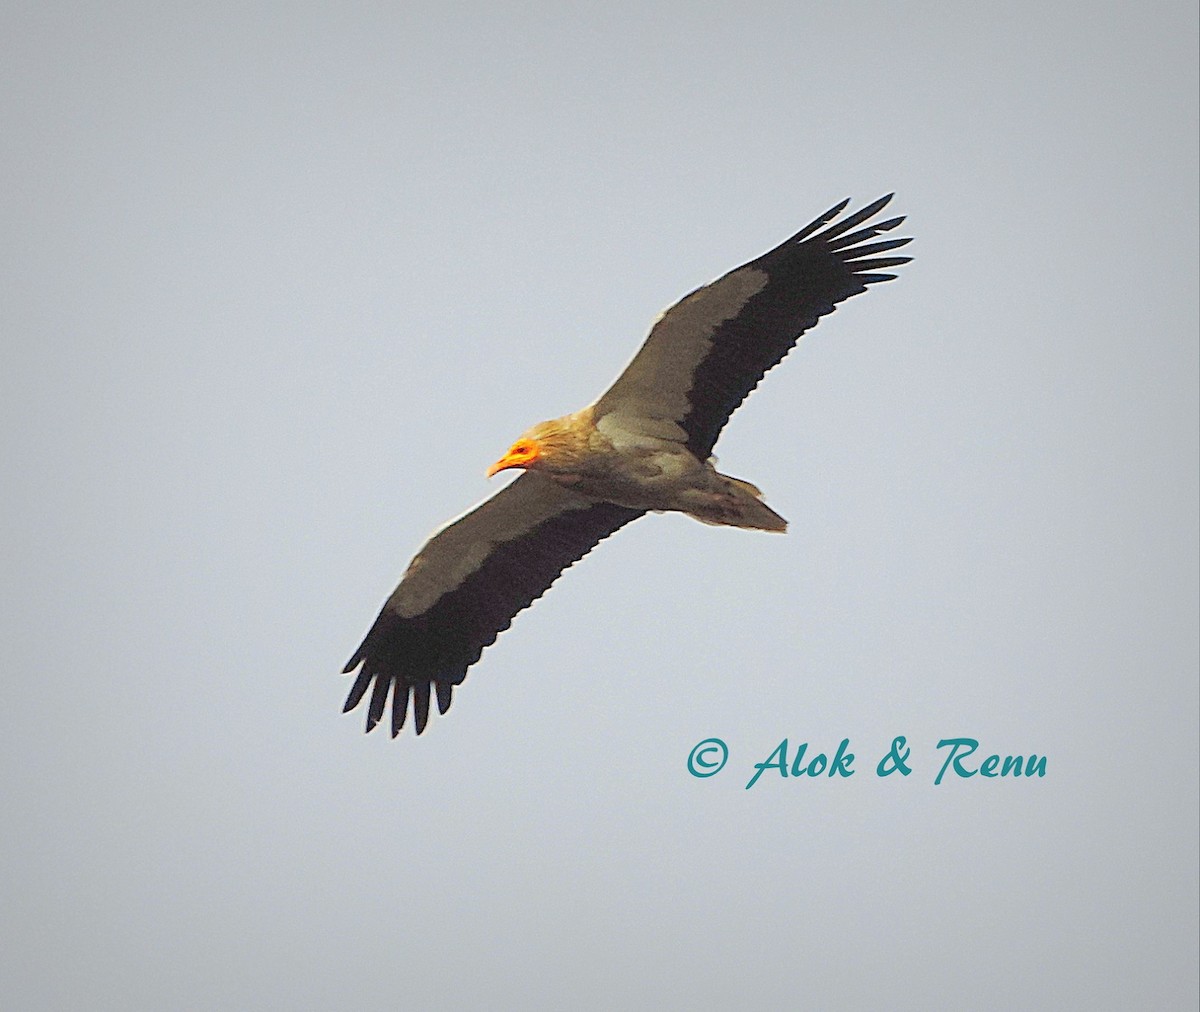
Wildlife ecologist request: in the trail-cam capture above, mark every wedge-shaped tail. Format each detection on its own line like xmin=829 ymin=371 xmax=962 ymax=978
xmin=683 ymin=474 xmax=788 ymax=532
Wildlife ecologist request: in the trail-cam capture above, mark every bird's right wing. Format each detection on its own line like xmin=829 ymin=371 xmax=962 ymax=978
xmin=343 ymin=472 xmax=644 ymax=736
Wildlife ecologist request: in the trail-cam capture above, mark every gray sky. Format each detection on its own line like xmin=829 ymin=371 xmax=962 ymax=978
xmin=2 ymin=2 xmax=1197 ymax=1008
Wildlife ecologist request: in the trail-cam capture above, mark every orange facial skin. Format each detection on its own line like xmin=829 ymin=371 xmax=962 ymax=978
xmin=486 ymin=439 xmax=542 ymax=478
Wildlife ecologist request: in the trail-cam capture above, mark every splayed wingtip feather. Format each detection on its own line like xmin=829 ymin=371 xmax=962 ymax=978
xmin=366 ymin=674 xmax=390 ymax=731
xmin=792 ymin=197 xmax=852 ymax=243
xmin=391 ymin=685 xmax=409 ymax=737
xmin=819 ymin=195 xmax=895 ymax=242
xmin=412 ymin=682 xmax=432 ymax=735
xmin=343 ymin=669 xmax=372 ymax=712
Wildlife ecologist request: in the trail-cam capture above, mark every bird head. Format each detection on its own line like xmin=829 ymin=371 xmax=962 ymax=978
xmin=486 ymin=416 xmax=587 ymax=478
xmin=486 ymin=436 xmax=542 ymax=477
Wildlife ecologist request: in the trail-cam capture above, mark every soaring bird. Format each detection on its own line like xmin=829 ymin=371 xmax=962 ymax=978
xmin=343 ymin=195 xmax=911 ymax=736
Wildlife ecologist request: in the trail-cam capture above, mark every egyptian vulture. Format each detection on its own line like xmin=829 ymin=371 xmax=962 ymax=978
xmin=343 ymin=195 xmax=911 ymax=736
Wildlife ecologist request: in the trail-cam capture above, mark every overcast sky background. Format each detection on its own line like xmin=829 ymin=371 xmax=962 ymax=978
xmin=2 ymin=2 xmax=1197 ymax=1008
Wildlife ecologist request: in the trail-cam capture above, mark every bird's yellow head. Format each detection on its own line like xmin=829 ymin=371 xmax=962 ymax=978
xmin=486 ymin=437 xmax=542 ymax=477
xmin=486 ymin=414 xmax=591 ymax=478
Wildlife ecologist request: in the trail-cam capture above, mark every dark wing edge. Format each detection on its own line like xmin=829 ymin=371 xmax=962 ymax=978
xmin=342 ymin=490 xmax=644 ymax=738
xmin=679 ymin=194 xmax=912 ymax=457
xmin=594 ymin=195 xmax=911 ymax=460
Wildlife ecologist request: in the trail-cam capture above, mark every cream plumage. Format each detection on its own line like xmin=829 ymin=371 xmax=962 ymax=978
xmin=343 ymin=195 xmax=911 ymax=736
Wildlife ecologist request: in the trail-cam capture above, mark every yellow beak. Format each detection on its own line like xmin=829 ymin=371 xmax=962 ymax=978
xmin=486 ymin=455 xmax=518 ymax=478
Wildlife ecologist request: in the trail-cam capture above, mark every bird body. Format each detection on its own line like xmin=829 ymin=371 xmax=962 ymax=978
xmin=343 ymin=195 xmax=912 ymax=736
xmin=488 ymin=407 xmax=786 ymax=530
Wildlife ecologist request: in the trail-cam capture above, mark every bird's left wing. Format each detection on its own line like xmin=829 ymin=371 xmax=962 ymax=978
xmin=343 ymin=471 xmax=644 ymax=736
xmin=592 ymin=195 xmax=911 ymax=458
